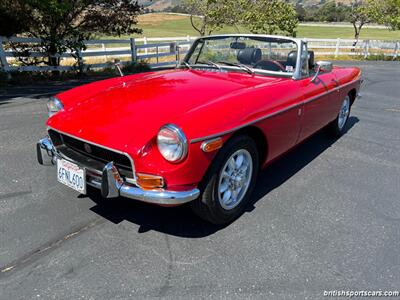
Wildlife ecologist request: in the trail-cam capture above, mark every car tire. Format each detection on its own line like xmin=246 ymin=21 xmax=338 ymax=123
xmin=327 ymin=94 xmax=351 ymax=137
xmin=190 ymin=135 xmax=259 ymax=224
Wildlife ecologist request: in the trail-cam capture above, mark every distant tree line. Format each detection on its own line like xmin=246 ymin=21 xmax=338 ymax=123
xmin=295 ymin=2 xmax=349 ymax=22
xmin=295 ymin=0 xmax=399 ymax=27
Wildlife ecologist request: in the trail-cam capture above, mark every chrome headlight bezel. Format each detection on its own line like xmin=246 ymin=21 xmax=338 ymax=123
xmin=157 ymin=124 xmax=188 ymax=163
xmin=47 ymin=97 xmax=64 ymax=117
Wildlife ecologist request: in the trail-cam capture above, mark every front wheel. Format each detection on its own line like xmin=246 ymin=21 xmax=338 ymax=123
xmin=327 ymin=95 xmax=351 ymax=137
xmin=190 ymin=135 xmax=259 ymax=224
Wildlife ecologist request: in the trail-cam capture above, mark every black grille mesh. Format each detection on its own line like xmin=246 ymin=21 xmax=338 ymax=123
xmin=48 ymin=129 xmax=133 ymax=174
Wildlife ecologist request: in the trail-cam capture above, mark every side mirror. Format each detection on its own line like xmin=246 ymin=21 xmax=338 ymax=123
xmin=310 ymin=61 xmax=333 ymax=83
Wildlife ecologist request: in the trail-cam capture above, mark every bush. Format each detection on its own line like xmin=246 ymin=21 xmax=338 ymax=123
xmin=0 ymin=61 xmax=154 ymax=86
xmin=122 ymin=61 xmax=151 ymax=74
xmin=0 ymin=69 xmax=88 ymax=86
xmin=0 ymin=70 xmax=9 ymax=85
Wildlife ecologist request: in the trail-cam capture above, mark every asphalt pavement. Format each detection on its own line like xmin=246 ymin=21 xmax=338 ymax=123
xmin=0 ymin=61 xmax=399 ymax=299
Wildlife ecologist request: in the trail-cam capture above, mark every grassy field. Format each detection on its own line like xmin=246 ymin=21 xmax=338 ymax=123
xmin=108 ymin=13 xmax=400 ymax=41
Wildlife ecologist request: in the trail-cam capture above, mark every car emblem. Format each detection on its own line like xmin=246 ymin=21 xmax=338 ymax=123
xmin=84 ymin=143 xmax=92 ymax=154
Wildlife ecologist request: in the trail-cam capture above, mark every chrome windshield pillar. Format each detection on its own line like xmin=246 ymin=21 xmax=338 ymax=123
xmin=292 ymin=40 xmax=307 ymax=80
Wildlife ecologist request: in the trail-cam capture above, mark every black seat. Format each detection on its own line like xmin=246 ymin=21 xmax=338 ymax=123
xmin=287 ymin=50 xmax=315 ymax=70
xmin=237 ymin=48 xmax=262 ymax=65
xmin=287 ymin=50 xmax=297 ymax=68
xmin=254 ymin=60 xmax=284 ymax=72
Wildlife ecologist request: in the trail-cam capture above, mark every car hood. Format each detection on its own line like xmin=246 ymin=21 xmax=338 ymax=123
xmin=48 ymin=69 xmax=283 ymax=153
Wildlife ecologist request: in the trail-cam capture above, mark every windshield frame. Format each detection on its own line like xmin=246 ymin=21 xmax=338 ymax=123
xmin=182 ymin=34 xmax=304 ymax=80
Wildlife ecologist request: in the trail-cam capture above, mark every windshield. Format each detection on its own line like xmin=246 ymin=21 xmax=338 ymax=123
xmin=184 ymin=36 xmax=299 ymax=77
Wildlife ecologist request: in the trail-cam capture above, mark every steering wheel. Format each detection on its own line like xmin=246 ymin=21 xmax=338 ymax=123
xmin=254 ymin=60 xmax=285 ymax=72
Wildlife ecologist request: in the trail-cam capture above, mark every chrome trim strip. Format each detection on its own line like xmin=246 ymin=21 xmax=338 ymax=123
xmin=199 ymin=33 xmax=302 ymax=43
xmin=190 ymin=101 xmax=303 ymax=143
xmin=340 ymin=78 xmax=362 ymax=89
xmin=190 ymin=78 xmax=361 ymax=143
xmin=87 ymin=178 xmax=102 ymax=189
xmin=119 ymin=184 xmax=200 ymax=205
xmin=47 ymin=126 xmax=136 ymax=180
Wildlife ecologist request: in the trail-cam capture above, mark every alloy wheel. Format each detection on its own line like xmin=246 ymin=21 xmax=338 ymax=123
xmin=217 ymin=149 xmax=253 ymax=210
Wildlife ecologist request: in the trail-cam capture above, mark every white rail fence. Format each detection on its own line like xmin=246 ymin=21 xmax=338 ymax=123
xmin=305 ymin=38 xmax=399 ymax=59
xmin=0 ymin=36 xmax=399 ymax=73
xmin=0 ymin=36 xmax=195 ymax=73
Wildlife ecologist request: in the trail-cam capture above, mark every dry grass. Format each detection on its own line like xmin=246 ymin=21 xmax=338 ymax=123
xmin=137 ymin=13 xmax=188 ymax=26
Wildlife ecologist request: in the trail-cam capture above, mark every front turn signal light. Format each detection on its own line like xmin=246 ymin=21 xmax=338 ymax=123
xmin=137 ymin=173 xmax=165 ymax=190
xmin=201 ymin=138 xmax=223 ymax=153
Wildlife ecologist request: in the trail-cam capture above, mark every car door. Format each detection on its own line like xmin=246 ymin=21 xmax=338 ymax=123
xmin=257 ymin=80 xmax=304 ymax=164
xmin=297 ymin=66 xmax=340 ymax=142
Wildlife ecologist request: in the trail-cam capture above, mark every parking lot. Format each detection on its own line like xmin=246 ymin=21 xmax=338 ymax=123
xmin=0 ymin=61 xmax=399 ymax=299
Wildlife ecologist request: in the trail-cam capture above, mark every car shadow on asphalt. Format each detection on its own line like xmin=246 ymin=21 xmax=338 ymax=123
xmin=85 ymin=116 xmax=359 ymax=238
xmin=248 ymin=116 xmax=359 ymax=211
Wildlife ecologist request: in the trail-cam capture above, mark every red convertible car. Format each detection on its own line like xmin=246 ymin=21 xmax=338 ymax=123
xmin=37 ymin=34 xmax=362 ymax=224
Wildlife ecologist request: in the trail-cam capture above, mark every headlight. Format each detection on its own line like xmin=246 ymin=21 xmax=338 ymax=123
xmin=47 ymin=97 xmax=64 ymax=117
xmin=157 ymin=124 xmax=188 ymax=163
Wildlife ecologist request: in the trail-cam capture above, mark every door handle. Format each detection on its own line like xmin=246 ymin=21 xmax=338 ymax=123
xmin=331 ymin=79 xmax=340 ymax=88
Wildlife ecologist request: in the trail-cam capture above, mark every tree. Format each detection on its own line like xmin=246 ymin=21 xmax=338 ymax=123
xmin=183 ymin=0 xmax=238 ymax=36
xmin=367 ymin=0 xmax=400 ymax=30
xmin=0 ymin=0 xmax=31 ymax=37
xmin=347 ymin=0 xmax=399 ymax=46
xmin=183 ymin=0 xmax=298 ymax=37
xmin=296 ymin=4 xmax=307 ymax=22
xmin=301 ymin=6 xmax=319 ymax=22
xmin=387 ymin=0 xmax=400 ymax=29
xmin=349 ymin=1 xmax=371 ymax=46
xmin=242 ymin=0 xmax=299 ymax=36
xmin=0 ymin=0 xmax=143 ymax=67
xmin=317 ymin=1 xmax=348 ymax=22
xmin=168 ymin=5 xmax=189 ymax=13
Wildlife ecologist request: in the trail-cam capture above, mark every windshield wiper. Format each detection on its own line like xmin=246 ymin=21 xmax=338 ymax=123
xmin=179 ymin=61 xmax=192 ymax=69
xmin=196 ymin=60 xmax=222 ymax=70
xmin=218 ymin=61 xmax=254 ymax=75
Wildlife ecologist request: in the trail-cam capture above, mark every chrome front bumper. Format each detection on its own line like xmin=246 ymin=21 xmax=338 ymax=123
xmin=37 ymin=137 xmax=200 ymax=205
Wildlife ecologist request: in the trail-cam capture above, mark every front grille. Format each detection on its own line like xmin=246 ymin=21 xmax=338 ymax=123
xmin=48 ymin=129 xmax=63 ymax=146
xmin=48 ymin=129 xmax=134 ymax=178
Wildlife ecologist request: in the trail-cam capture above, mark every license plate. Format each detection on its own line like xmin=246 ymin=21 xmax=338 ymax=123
xmin=57 ymin=159 xmax=86 ymax=194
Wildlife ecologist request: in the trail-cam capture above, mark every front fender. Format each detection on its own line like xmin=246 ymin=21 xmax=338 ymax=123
xmin=130 ymin=135 xmax=232 ymax=190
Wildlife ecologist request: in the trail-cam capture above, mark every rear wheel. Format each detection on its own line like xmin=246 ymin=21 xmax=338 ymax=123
xmin=327 ymin=95 xmax=351 ymax=137
xmin=190 ymin=135 xmax=259 ymax=224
